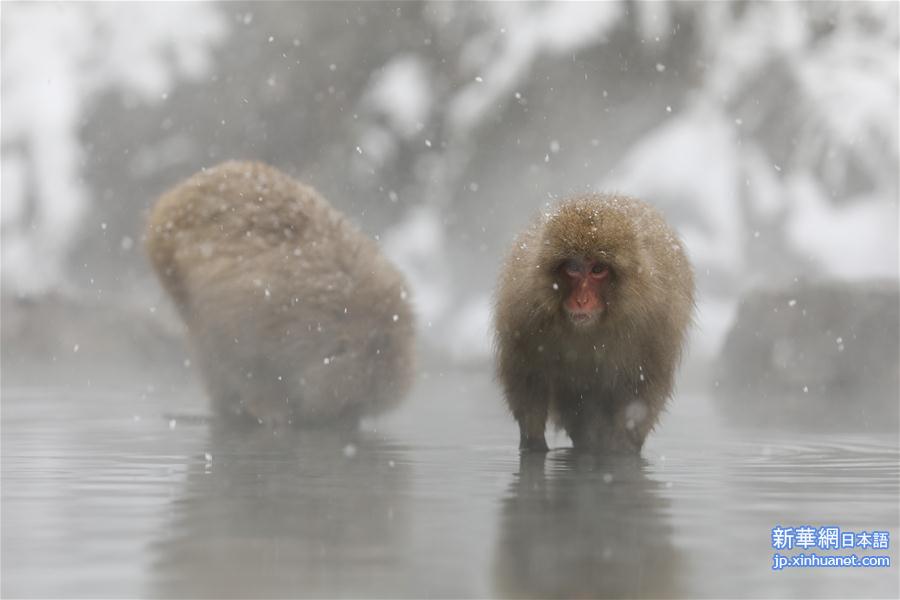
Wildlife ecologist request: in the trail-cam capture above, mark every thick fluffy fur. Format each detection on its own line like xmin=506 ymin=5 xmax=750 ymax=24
xmin=494 ymin=194 xmax=694 ymax=452
xmin=146 ymin=161 xmax=415 ymax=427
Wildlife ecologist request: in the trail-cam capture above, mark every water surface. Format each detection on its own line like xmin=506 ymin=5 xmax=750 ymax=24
xmin=3 ymin=370 xmax=898 ymax=598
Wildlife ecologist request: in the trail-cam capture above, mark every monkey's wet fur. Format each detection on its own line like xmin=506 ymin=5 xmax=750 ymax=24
xmin=147 ymin=161 xmax=415 ymax=429
xmin=494 ymin=195 xmax=694 ymax=453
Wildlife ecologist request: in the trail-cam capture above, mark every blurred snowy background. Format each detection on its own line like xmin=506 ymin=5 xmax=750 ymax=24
xmin=2 ymin=1 xmax=897 ymax=374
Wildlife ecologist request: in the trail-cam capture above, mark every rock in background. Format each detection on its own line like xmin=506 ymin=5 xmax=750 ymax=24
xmin=714 ymin=280 xmax=899 ymax=432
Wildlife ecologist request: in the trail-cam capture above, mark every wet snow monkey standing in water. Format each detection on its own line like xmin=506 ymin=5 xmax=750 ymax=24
xmin=494 ymin=195 xmax=694 ymax=452
xmin=146 ymin=161 xmax=415 ymax=429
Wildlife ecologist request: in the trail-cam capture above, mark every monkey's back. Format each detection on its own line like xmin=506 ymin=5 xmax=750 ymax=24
xmin=146 ymin=161 xmax=414 ymax=426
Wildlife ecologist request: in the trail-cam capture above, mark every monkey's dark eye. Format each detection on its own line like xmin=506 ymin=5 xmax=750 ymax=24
xmin=591 ymin=263 xmax=609 ymax=275
xmin=562 ymin=259 xmax=581 ymax=276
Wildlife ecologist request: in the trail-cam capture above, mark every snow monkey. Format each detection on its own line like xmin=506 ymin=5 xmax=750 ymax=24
xmin=146 ymin=161 xmax=415 ymax=428
xmin=493 ymin=195 xmax=694 ymax=452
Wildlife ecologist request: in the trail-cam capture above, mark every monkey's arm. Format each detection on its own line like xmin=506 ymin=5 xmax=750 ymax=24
xmin=498 ymin=349 xmax=552 ymax=452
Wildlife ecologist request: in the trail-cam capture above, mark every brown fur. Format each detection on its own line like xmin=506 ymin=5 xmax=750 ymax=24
xmin=145 ymin=161 xmax=415 ymax=428
xmin=493 ymin=194 xmax=694 ymax=452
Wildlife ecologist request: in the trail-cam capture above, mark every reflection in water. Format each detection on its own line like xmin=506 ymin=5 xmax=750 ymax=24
xmin=494 ymin=451 xmax=683 ymax=599
xmin=150 ymin=425 xmax=413 ymax=598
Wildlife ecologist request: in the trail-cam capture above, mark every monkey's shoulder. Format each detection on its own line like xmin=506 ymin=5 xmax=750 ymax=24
xmin=174 ymin=161 xmax=323 ymax=212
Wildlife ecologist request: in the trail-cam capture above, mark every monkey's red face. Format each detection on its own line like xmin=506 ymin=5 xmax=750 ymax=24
xmin=560 ymin=258 xmax=611 ymax=326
